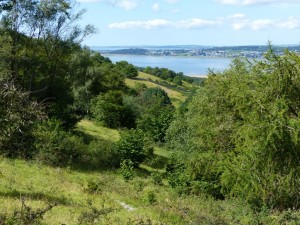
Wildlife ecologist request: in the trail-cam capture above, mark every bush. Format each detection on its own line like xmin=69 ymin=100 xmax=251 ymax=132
xmin=120 ymin=159 xmax=134 ymax=181
xmin=142 ymin=190 xmax=157 ymax=205
xmin=137 ymin=88 xmax=174 ymax=142
xmin=84 ymin=140 xmax=120 ymax=169
xmin=33 ymin=119 xmax=85 ymax=167
xmin=165 ymin=49 xmax=300 ymax=209
xmin=151 ymin=172 xmax=163 ymax=185
xmin=117 ymin=129 xmax=147 ymax=167
xmin=0 ymin=80 xmax=44 ymax=158
xmin=90 ymin=91 xmax=135 ymax=128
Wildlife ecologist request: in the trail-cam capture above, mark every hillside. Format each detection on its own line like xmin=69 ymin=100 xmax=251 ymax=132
xmin=125 ymin=72 xmax=191 ymax=107
xmin=1 ymin=120 xmax=297 ymax=224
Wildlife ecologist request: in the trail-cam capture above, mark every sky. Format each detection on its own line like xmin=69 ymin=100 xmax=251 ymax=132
xmin=76 ymin=0 xmax=300 ymax=46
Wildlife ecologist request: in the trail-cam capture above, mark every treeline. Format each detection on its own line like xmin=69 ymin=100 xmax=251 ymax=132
xmin=140 ymin=66 xmax=202 ymax=85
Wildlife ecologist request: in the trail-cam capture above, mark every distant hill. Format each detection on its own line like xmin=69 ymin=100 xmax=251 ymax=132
xmin=108 ymin=48 xmax=149 ymax=55
xmin=92 ymin=45 xmax=300 ymax=58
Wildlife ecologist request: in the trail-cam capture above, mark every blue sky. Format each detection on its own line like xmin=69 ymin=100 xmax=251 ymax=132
xmin=76 ymin=0 xmax=300 ymax=46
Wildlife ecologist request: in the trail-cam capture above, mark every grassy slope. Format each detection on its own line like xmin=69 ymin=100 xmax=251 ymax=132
xmin=1 ymin=120 xmax=299 ymax=224
xmin=125 ymin=72 xmax=190 ymax=108
xmin=0 ymin=157 xmax=261 ymax=225
xmin=76 ymin=119 xmax=120 ymax=142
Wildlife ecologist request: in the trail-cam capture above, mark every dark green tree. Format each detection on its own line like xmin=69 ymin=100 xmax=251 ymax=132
xmin=137 ymin=88 xmax=174 ymax=142
xmin=166 ymin=49 xmax=300 ymax=209
xmin=117 ymin=129 xmax=146 ymax=167
xmin=115 ymin=61 xmax=138 ymax=78
xmin=90 ymin=91 xmax=135 ymax=128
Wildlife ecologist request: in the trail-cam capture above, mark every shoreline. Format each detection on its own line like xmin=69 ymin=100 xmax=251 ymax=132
xmin=101 ymin=53 xmax=232 ymax=60
xmin=189 ymin=74 xmax=208 ymax=78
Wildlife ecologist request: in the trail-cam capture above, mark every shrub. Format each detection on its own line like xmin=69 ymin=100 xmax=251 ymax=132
xmin=151 ymin=172 xmax=163 ymax=185
xmin=33 ymin=119 xmax=85 ymax=167
xmin=120 ymin=159 xmax=134 ymax=181
xmin=85 ymin=140 xmax=121 ymax=169
xmin=142 ymin=190 xmax=157 ymax=205
xmin=117 ymin=129 xmax=147 ymax=167
xmin=137 ymin=88 xmax=174 ymax=142
xmin=90 ymin=91 xmax=135 ymax=128
xmin=0 ymin=80 xmax=44 ymax=158
xmin=78 ymin=200 xmax=114 ymax=224
xmin=0 ymin=198 xmax=57 ymax=225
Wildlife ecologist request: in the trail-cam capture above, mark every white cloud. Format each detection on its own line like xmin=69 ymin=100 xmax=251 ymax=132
xmin=218 ymin=0 xmax=300 ymax=5
xmin=109 ymin=19 xmax=172 ymax=29
xmin=177 ymin=19 xmax=222 ymax=29
xmin=77 ymin=0 xmax=138 ymax=10
xmin=110 ymin=0 xmax=137 ymax=10
xmin=229 ymin=15 xmax=300 ymax=30
xmin=164 ymin=0 xmax=179 ymax=4
xmin=228 ymin=13 xmax=246 ymax=20
xmin=108 ymin=18 xmax=222 ymax=29
xmin=152 ymin=3 xmax=160 ymax=12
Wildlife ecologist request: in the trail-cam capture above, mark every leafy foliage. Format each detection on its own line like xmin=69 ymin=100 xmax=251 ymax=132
xmin=142 ymin=66 xmax=195 ymax=84
xmin=33 ymin=119 xmax=85 ymax=166
xmin=137 ymin=88 xmax=175 ymax=142
xmin=117 ymin=129 xmax=147 ymax=167
xmin=0 ymin=80 xmax=44 ymax=158
xmin=90 ymin=91 xmax=135 ymax=128
xmin=115 ymin=60 xmax=138 ymax=78
xmin=167 ymin=49 xmax=300 ymax=209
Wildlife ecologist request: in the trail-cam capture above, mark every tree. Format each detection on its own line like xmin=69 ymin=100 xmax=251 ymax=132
xmin=90 ymin=91 xmax=135 ymax=128
xmin=0 ymin=0 xmax=94 ymax=127
xmin=173 ymin=75 xmax=182 ymax=86
xmin=70 ymin=49 xmax=124 ymax=116
xmin=166 ymin=49 xmax=300 ymax=209
xmin=117 ymin=129 xmax=146 ymax=167
xmin=137 ymin=88 xmax=174 ymax=142
xmin=115 ymin=61 xmax=138 ymax=78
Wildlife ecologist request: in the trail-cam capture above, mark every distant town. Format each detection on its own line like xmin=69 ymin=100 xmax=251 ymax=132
xmin=96 ymin=45 xmax=300 ymax=58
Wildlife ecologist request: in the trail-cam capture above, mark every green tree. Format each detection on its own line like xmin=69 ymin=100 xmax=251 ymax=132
xmin=166 ymin=49 xmax=300 ymax=209
xmin=137 ymin=88 xmax=174 ymax=142
xmin=0 ymin=0 xmax=94 ymax=127
xmin=70 ymin=48 xmax=124 ymax=116
xmin=117 ymin=129 xmax=146 ymax=167
xmin=115 ymin=61 xmax=138 ymax=78
xmin=90 ymin=91 xmax=135 ymax=128
xmin=173 ymin=75 xmax=182 ymax=86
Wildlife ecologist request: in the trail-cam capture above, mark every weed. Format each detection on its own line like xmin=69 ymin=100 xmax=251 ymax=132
xmin=0 ymin=197 xmax=57 ymax=225
xmin=143 ymin=191 xmax=157 ymax=205
xmin=77 ymin=200 xmax=115 ymax=225
xmin=151 ymin=172 xmax=163 ymax=186
xmin=121 ymin=160 xmax=134 ymax=181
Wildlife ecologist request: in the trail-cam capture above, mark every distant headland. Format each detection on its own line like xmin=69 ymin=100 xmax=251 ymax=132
xmin=91 ymin=45 xmax=300 ymax=58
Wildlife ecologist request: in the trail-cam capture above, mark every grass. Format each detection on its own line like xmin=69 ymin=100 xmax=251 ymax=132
xmin=76 ymin=119 xmax=120 ymax=143
xmin=1 ymin=119 xmax=300 ymax=224
xmin=0 ymin=157 xmax=250 ymax=224
xmin=125 ymin=72 xmax=188 ymax=108
xmin=2 ymin=157 xmax=298 ymax=224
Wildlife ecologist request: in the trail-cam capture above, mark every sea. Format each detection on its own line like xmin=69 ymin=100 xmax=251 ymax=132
xmin=101 ymin=54 xmax=232 ymax=77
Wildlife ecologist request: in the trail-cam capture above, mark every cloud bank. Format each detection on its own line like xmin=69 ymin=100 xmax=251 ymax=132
xmin=108 ymin=18 xmax=222 ymax=29
xmin=77 ymin=0 xmax=137 ymax=10
xmin=218 ymin=0 xmax=300 ymax=5
xmin=228 ymin=14 xmax=300 ymax=30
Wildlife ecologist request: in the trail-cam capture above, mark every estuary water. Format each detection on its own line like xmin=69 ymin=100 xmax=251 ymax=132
xmin=102 ymin=54 xmax=232 ymax=77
